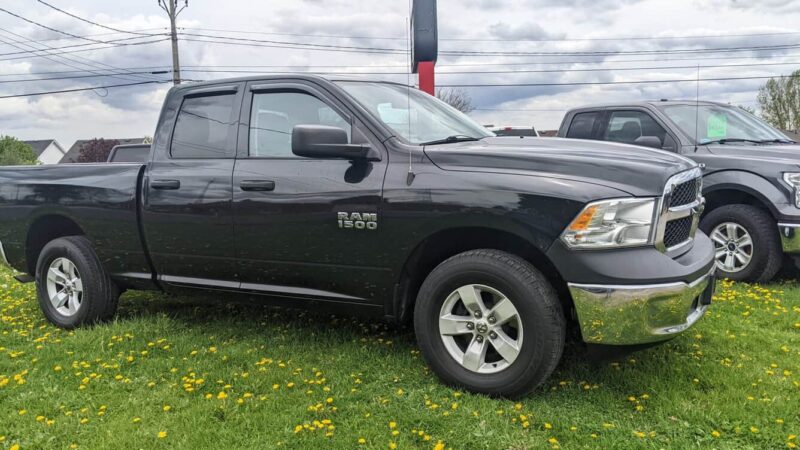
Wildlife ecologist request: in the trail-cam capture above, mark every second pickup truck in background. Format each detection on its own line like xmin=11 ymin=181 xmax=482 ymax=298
xmin=558 ymin=101 xmax=800 ymax=282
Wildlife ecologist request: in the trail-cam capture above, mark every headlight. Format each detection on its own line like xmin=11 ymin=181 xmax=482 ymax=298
xmin=561 ymin=198 xmax=656 ymax=249
xmin=783 ymin=173 xmax=800 ymax=208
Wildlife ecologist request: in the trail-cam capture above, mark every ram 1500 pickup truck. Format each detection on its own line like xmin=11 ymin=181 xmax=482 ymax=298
xmin=558 ymin=101 xmax=800 ymax=282
xmin=0 ymin=76 xmax=715 ymax=396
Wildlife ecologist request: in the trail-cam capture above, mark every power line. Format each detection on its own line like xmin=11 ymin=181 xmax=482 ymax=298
xmin=0 ymin=37 xmax=170 ymax=62
xmin=0 ymin=28 xmax=164 ymax=83
xmin=178 ymin=33 xmax=800 ymax=58
xmin=178 ymin=26 xmax=800 ymax=43
xmin=440 ymin=74 xmax=787 ymax=88
xmin=35 ymin=0 xmax=161 ymax=37
xmin=0 ymin=35 xmax=167 ymax=57
xmin=0 ymin=80 xmax=169 ymax=99
xmin=0 ymin=70 xmax=170 ymax=84
xmin=0 ymin=6 xmax=106 ymax=44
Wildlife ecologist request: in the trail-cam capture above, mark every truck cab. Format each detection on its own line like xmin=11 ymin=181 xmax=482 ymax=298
xmin=558 ymin=101 xmax=800 ymax=282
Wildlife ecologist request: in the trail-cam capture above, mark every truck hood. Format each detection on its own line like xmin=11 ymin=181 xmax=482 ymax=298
xmin=706 ymin=143 xmax=800 ymax=166
xmin=424 ymin=137 xmax=697 ymax=197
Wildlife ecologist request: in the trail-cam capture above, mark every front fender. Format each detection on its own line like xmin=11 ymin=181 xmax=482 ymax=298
xmin=703 ymin=169 xmax=797 ymax=220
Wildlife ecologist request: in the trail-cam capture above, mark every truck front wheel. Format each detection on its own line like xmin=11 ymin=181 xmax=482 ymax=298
xmin=700 ymin=204 xmax=782 ymax=282
xmin=413 ymin=249 xmax=565 ymax=397
xmin=35 ymin=236 xmax=120 ymax=329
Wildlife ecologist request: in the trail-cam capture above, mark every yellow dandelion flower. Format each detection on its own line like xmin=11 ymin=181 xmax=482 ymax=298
xmin=157 ymin=431 xmax=167 ymax=439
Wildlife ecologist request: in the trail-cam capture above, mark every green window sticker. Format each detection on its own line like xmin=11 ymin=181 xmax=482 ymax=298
xmin=707 ymin=113 xmax=727 ymax=139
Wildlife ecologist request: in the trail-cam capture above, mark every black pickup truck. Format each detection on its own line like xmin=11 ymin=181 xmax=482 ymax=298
xmin=558 ymin=101 xmax=800 ymax=282
xmin=0 ymin=76 xmax=715 ymax=396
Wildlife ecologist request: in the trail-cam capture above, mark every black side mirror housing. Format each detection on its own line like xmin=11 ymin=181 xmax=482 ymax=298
xmin=634 ymin=135 xmax=663 ymax=149
xmin=292 ymin=125 xmax=380 ymax=161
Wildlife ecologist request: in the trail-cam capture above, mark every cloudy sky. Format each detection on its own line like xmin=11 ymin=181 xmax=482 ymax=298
xmin=0 ymin=0 xmax=798 ymax=147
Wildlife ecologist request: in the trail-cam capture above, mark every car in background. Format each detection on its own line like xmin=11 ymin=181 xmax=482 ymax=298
xmin=489 ymin=126 xmax=539 ymax=137
xmin=107 ymin=144 xmax=151 ymax=163
xmin=558 ymin=100 xmax=799 ymax=282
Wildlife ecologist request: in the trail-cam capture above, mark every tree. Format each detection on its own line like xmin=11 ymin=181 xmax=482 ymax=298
xmin=757 ymin=70 xmax=800 ymax=131
xmin=77 ymin=138 xmax=120 ymax=163
xmin=435 ymin=87 xmax=475 ymax=114
xmin=0 ymin=135 xmax=39 ymax=166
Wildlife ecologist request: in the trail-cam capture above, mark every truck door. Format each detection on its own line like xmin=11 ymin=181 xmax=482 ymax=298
xmin=232 ymin=80 xmax=389 ymax=303
xmin=141 ymin=83 xmax=244 ymax=288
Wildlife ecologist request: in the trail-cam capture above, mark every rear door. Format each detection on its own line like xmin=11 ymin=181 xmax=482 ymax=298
xmin=231 ymin=80 xmax=390 ymax=303
xmin=141 ymin=83 xmax=244 ymax=288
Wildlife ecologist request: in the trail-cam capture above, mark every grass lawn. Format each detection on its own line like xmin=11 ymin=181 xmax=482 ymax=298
xmin=0 ymin=265 xmax=798 ymax=450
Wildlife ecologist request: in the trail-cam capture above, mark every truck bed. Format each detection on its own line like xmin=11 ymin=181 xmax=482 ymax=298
xmin=0 ymin=163 xmax=153 ymax=287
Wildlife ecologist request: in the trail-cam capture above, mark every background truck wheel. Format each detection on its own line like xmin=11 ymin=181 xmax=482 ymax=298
xmin=700 ymin=204 xmax=781 ymax=282
xmin=413 ymin=249 xmax=565 ymax=397
xmin=35 ymin=236 xmax=120 ymax=329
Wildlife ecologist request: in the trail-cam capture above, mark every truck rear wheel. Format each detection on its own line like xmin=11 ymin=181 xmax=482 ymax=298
xmin=413 ymin=249 xmax=565 ymax=397
xmin=35 ymin=236 xmax=120 ymax=329
xmin=700 ymin=204 xmax=781 ymax=282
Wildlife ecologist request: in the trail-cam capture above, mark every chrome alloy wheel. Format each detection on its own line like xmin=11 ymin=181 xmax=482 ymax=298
xmin=438 ymin=284 xmax=524 ymax=374
xmin=46 ymin=257 xmax=83 ymax=317
xmin=711 ymin=222 xmax=753 ymax=273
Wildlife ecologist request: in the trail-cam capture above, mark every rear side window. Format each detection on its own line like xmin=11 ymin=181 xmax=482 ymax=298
xmin=171 ymin=94 xmax=237 ymax=158
xmin=566 ymin=112 xmax=599 ymax=139
xmin=603 ymin=111 xmax=668 ymax=145
xmin=249 ymin=91 xmax=350 ymax=158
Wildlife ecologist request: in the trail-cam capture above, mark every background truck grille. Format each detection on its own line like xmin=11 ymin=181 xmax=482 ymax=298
xmin=663 ymin=216 xmax=693 ymax=248
xmin=670 ymin=179 xmax=699 ymax=208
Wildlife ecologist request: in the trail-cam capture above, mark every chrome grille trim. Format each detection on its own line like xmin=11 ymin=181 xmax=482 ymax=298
xmin=655 ymin=168 xmax=704 ymax=253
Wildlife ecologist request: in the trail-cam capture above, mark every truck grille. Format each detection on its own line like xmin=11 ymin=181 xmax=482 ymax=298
xmin=669 ymin=179 xmax=699 ymax=208
xmin=656 ymin=168 xmax=704 ymax=252
xmin=663 ymin=216 xmax=693 ymax=248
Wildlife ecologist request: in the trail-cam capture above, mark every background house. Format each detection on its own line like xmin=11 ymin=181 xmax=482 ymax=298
xmin=59 ymin=138 xmax=150 ymax=163
xmin=23 ymin=139 xmax=66 ymax=165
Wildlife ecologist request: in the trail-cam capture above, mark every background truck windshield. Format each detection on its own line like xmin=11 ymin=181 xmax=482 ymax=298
xmin=337 ymin=81 xmax=493 ymax=144
xmin=659 ymin=104 xmax=789 ymax=144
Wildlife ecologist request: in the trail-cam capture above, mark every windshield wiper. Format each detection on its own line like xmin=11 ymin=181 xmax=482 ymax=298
xmin=702 ymin=138 xmax=764 ymax=145
xmin=421 ymin=135 xmax=482 ymax=146
xmin=758 ymin=138 xmax=797 ymax=144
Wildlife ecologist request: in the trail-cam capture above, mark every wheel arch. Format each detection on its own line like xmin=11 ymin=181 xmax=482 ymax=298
xmin=702 ymin=170 xmax=782 ymax=219
xmin=391 ymin=226 xmax=571 ymax=324
xmin=25 ymin=214 xmax=85 ymax=275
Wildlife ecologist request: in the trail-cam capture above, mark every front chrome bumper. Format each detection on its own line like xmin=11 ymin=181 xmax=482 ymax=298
xmin=778 ymin=223 xmax=800 ymax=254
xmin=568 ymin=267 xmax=715 ymax=345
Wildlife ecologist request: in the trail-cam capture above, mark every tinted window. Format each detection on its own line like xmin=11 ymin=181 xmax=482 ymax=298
xmin=108 ymin=145 xmax=150 ymax=163
xmin=249 ymin=92 xmax=350 ymax=158
xmin=171 ymin=94 xmax=237 ymax=158
xmin=603 ymin=111 xmax=668 ymax=145
xmin=566 ymin=112 xmax=599 ymax=139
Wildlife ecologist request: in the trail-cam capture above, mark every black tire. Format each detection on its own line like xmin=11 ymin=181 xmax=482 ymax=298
xmin=700 ymin=204 xmax=782 ymax=282
xmin=413 ymin=249 xmax=565 ymax=398
xmin=35 ymin=236 xmax=120 ymax=329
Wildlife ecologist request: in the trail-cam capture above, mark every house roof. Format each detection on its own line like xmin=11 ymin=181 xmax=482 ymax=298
xmin=23 ymin=139 xmax=65 ymax=157
xmin=60 ymin=138 xmax=148 ymax=163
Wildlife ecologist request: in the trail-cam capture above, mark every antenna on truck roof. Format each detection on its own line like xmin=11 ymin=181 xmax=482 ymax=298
xmin=694 ymin=64 xmax=700 ymax=152
xmin=405 ymin=12 xmax=416 ymax=186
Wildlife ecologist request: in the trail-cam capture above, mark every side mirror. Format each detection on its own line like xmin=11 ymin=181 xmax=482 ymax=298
xmin=291 ymin=125 xmax=380 ymax=161
xmin=634 ymin=135 xmax=663 ymax=149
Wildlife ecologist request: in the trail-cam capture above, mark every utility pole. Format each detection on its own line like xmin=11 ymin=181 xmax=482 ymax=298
xmin=158 ymin=0 xmax=188 ymax=85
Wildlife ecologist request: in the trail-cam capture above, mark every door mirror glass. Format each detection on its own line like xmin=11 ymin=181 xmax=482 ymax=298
xmin=292 ymin=125 xmax=379 ymax=161
xmin=634 ymin=135 xmax=663 ymax=149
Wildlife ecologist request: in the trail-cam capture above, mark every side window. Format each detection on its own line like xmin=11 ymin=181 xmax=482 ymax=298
xmin=566 ymin=112 xmax=599 ymax=139
xmin=249 ymin=91 xmax=351 ymax=158
xmin=171 ymin=94 xmax=237 ymax=158
xmin=603 ymin=111 xmax=668 ymax=146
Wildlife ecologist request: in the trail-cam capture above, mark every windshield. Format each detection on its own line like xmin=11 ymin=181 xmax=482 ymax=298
xmin=336 ymin=81 xmax=493 ymax=144
xmin=659 ymin=104 xmax=790 ymax=144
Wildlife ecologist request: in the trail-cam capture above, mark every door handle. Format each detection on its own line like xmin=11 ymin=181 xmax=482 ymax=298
xmin=240 ymin=180 xmax=275 ymax=191
xmin=151 ymin=179 xmax=180 ymax=190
